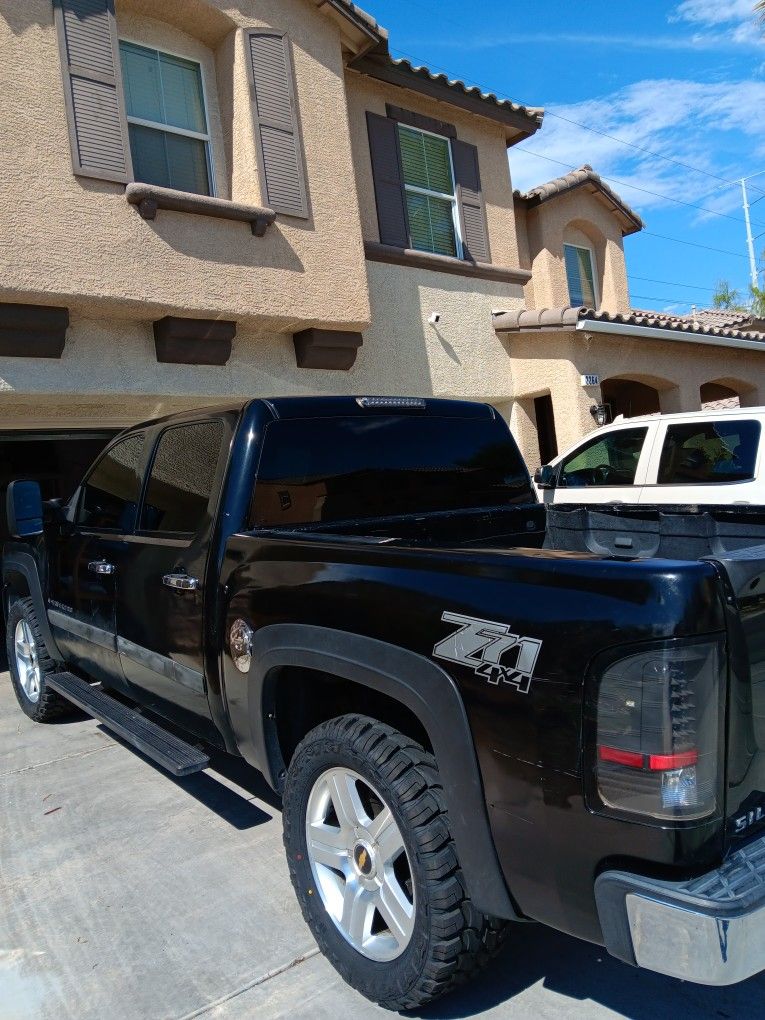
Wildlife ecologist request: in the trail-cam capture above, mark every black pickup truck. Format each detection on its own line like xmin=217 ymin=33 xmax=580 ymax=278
xmin=5 ymin=396 xmax=765 ymax=1009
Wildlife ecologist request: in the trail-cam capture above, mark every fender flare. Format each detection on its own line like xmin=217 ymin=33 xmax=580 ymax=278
xmin=247 ymin=624 xmax=518 ymax=920
xmin=2 ymin=551 xmax=64 ymax=662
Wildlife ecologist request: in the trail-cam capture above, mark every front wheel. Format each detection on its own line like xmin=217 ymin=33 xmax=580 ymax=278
xmin=6 ymin=598 xmax=71 ymax=722
xmin=282 ymin=715 xmax=509 ymax=1010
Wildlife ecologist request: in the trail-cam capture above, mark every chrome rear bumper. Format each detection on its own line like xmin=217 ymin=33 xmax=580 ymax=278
xmin=596 ymin=834 xmax=765 ymax=985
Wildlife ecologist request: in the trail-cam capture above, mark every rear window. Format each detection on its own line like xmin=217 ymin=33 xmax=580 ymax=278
xmin=251 ymin=416 xmax=531 ymax=528
xmin=658 ymin=420 xmax=760 ymax=485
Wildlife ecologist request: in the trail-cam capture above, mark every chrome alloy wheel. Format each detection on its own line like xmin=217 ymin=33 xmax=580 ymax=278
xmin=305 ymin=767 xmax=415 ymax=962
xmin=15 ymin=619 xmax=42 ymax=703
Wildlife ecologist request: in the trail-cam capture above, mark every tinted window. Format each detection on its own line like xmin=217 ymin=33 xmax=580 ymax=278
xmin=252 ymin=416 xmax=531 ymax=528
xmin=658 ymin=420 xmax=760 ymax=484
xmin=560 ymin=428 xmax=647 ymax=488
xmin=77 ymin=433 xmax=145 ymax=531
xmin=140 ymin=422 xmax=223 ymax=535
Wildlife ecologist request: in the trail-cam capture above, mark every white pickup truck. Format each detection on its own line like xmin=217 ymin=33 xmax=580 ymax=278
xmin=535 ymin=407 xmax=765 ymax=505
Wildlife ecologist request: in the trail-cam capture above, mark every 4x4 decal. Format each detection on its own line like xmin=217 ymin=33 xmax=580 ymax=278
xmin=433 ymin=611 xmax=542 ymax=694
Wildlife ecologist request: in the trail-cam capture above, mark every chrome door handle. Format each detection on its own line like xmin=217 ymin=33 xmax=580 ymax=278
xmin=163 ymin=574 xmax=200 ymax=591
xmin=88 ymin=561 xmax=116 ymax=575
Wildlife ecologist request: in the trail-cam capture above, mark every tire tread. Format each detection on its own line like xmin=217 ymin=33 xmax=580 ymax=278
xmin=284 ymin=714 xmax=510 ymax=1010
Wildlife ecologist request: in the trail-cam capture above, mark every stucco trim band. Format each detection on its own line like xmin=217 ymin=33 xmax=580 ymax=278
xmin=0 ymin=303 xmax=69 ymax=359
xmin=126 ymin=184 xmax=277 ymax=236
xmin=365 ymin=243 xmax=531 ymax=284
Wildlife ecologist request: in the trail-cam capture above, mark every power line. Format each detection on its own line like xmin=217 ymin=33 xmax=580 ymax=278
xmin=628 ymin=275 xmax=715 ymax=292
xmin=639 ymin=230 xmax=751 ymax=260
xmin=518 ymin=149 xmax=765 ymax=229
xmin=630 ymin=292 xmax=696 ymax=305
xmin=387 ymin=27 xmax=765 ymax=196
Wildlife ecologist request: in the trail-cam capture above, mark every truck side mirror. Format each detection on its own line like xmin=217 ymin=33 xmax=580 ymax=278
xmin=6 ymin=480 xmax=44 ymax=538
xmin=534 ymin=465 xmax=556 ymax=490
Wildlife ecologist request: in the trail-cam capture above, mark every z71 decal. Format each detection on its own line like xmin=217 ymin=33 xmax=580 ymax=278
xmin=433 ymin=611 xmax=542 ymax=694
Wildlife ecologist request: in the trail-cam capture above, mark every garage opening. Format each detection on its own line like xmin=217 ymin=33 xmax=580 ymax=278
xmin=601 ymin=378 xmax=661 ymax=419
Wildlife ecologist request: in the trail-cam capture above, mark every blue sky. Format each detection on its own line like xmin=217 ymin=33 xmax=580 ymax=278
xmin=375 ymin=0 xmax=765 ymax=313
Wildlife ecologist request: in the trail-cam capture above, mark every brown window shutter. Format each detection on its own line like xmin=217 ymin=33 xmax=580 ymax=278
xmin=452 ymin=140 xmax=491 ymax=263
xmin=53 ymin=0 xmax=132 ymax=183
xmin=366 ymin=112 xmax=409 ymax=249
xmin=246 ymin=31 xmax=308 ymax=218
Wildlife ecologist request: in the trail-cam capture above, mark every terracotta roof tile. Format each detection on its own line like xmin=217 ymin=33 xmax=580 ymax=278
xmin=324 ymin=0 xmax=387 ymax=41
xmin=492 ymin=305 xmax=765 ymax=343
xmin=384 ymin=57 xmax=544 ymax=128
xmin=514 ymin=165 xmax=643 ymax=235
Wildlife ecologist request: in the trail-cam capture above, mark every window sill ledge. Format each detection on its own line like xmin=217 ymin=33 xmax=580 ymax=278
xmin=125 ymin=183 xmax=277 ymax=237
xmin=364 ymin=242 xmax=531 ymax=284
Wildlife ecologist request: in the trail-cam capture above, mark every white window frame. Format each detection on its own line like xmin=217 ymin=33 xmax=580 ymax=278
xmin=564 ymin=242 xmax=599 ymax=308
xmin=398 ymin=124 xmax=463 ymax=260
xmin=119 ymin=38 xmax=216 ymax=196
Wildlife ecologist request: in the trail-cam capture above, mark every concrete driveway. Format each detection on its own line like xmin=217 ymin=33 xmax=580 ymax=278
xmin=1 ymin=674 xmax=763 ymax=1020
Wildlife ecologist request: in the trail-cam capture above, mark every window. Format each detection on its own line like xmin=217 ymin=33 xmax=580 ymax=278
xmin=140 ymin=422 xmax=224 ymax=535
xmin=560 ymin=428 xmax=647 ymax=488
xmin=564 ymin=243 xmax=597 ymax=307
xmin=119 ymin=42 xmax=212 ymax=196
xmin=657 ymin=421 xmax=760 ymax=485
xmin=77 ymin=433 xmax=145 ymax=532
xmin=398 ymin=126 xmax=461 ymax=258
xmin=252 ymin=417 xmax=530 ymax=529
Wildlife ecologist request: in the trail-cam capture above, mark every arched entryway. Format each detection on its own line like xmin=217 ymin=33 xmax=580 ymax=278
xmin=601 ymin=378 xmax=661 ymax=419
xmin=700 ymin=378 xmax=757 ymax=410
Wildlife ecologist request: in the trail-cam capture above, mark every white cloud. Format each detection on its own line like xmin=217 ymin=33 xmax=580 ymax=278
xmin=415 ymin=29 xmax=763 ymax=53
xmin=670 ymin=0 xmax=755 ymax=26
xmin=510 ymin=78 xmax=765 ymax=227
xmin=668 ymin=0 xmax=763 ymax=47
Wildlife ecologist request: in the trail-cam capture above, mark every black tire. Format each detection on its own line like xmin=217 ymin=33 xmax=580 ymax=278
xmin=283 ymin=714 xmax=510 ymax=1010
xmin=6 ymin=597 xmax=71 ymax=722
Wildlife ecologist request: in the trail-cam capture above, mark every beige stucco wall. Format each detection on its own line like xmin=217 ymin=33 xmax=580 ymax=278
xmin=514 ymin=191 xmax=631 ymax=314
xmin=344 ymin=70 xmax=520 ymax=270
xmin=0 ymin=0 xmax=370 ymax=332
xmin=361 ymin=262 xmax=523 ymax=402
xmin=0 ymin=262 xmax=524 ymax=427
xmin=508 ymin=328 xmax=765 ymax=468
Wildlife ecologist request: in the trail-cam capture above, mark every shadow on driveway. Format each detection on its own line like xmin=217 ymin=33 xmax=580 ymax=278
xmin=414 ymin=921 xmax=760 ymax=1019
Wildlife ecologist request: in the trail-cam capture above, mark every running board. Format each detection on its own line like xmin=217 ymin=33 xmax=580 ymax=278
xmin=46 ymin=672 xmax=209 ymax=777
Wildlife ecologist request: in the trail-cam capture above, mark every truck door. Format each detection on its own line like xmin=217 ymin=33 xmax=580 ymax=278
xmin=48 ymin=432 xmax=147 ymax=687
xmin=553 ymin=425 xmax=650 ymax=504
xmin=115 ymin=418 xmax=228 ymax=730
xmin=638 ymin=417 xmax=762 ymax=505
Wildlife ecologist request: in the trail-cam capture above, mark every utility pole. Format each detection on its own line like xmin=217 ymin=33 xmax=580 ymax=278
xmin=742 ymin=178 xmax=759 ymax=290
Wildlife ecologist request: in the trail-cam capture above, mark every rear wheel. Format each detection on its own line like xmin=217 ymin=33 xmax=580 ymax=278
xmin=6 ymin=598 xmax=71 ymax=722
xmin=283 ymin=714 xmax=510 ymax=1010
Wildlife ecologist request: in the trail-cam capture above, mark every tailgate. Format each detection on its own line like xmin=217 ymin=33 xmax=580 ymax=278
xmin=712 ymin=545 xmax=765 ymax=846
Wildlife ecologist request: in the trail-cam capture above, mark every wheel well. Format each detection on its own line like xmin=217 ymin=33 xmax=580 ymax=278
xmin=270 ymin=666 xmax=432 ymax=769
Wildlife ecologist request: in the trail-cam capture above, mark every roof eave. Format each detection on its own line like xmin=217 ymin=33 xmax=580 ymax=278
xmin=349 ymin=54 xmax=544 ymax=143
xmin=313 ymin=0 xmax=388 ymax=58
xmin=492 ymin=306 xmax=765 ymax=346
xmin=517 ymin=182 xmax=643 ymax=235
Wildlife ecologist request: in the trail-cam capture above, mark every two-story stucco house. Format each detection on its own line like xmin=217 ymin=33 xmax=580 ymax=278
xmin=0 ymin=0 xmax=538 ymax=430
xmin=2 ymin=0 xmax=765 ymax=474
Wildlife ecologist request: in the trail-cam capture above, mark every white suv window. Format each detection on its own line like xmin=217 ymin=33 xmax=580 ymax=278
xmin=657 ymin=421 xmax=760 ymax=485
xmin=560 ymin=428 xmax=648 ymax=488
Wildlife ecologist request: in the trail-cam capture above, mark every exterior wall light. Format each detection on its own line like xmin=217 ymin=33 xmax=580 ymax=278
xmin=590 ymin=404 xmax=612 ymax=427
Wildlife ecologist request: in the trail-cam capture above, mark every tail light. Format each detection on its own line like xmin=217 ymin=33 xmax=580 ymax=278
xmin=593 ymin=638 xmax=724 ymax=821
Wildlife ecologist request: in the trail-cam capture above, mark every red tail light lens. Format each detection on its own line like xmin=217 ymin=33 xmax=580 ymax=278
xmin=594 ymin=638 xmax=723 ymax=821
